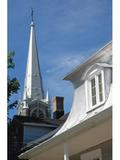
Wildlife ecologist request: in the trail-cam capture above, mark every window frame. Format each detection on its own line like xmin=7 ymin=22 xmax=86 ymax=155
xmin=86 ymin=69 xmax=105 ymax=112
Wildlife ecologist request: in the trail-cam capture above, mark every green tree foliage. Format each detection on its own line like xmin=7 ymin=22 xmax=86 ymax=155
xmin=8 ymin=51 xmax=20 ymax=111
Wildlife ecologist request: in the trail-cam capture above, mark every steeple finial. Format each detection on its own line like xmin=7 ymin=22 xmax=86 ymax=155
xmin=31 ymin=8 xmax=34 ymax=21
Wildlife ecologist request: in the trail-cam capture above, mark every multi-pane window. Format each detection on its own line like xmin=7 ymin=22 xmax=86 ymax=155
xmin=90 ymin=71 xmax=105 ymax=108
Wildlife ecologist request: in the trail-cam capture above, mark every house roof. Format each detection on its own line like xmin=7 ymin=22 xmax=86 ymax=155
xmin=54 ymin=84 xmax=112 ymax=136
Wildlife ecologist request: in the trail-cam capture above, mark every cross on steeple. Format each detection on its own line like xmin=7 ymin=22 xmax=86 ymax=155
xmin=31 ymin=8 xmax=34 ymax=21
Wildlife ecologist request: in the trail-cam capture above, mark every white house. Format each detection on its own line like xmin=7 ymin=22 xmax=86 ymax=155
xmin=19 ymin=42 xmax=112 ymax=160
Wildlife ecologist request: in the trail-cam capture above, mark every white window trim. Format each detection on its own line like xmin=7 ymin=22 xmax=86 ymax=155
xmin=80 ymin=148 xmax=102 ymax=160
xmin=86 ymin=69 xmax=105 ymax=112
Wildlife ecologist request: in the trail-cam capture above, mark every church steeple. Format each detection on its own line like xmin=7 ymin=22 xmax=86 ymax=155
xmin=18 ymin=11 xmax=50 ymax=118
xmin=23 ymin=9 xmax=44 ymax=101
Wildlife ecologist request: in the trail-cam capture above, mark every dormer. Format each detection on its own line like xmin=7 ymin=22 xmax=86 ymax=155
xmin=85 ymin=63 xmax=112 ymax=113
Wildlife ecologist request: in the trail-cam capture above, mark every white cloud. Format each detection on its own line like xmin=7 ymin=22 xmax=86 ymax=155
xmin=46 ymin=54 xmax=85 ymax=75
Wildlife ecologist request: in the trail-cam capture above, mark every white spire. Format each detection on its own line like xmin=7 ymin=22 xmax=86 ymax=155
xmin=23 ymin=13 xmax=44 ymax=101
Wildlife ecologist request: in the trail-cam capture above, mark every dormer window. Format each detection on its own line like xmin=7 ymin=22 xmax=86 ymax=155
xmin=86 ymin=69 xmax=105 ymax=112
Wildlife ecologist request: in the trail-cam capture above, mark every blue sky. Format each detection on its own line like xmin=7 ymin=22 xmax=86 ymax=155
xmin=8 ymin=0 xmax=112 ymax=118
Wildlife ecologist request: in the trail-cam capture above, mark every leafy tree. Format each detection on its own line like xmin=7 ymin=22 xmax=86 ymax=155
xmin=8 ymin=51 xmax=20 ymax=112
